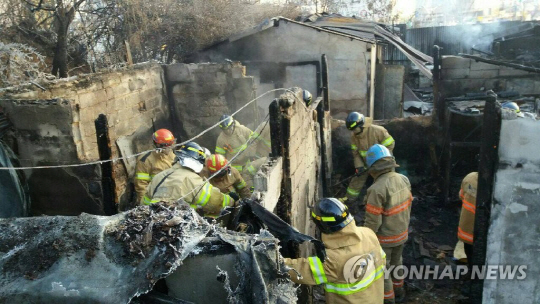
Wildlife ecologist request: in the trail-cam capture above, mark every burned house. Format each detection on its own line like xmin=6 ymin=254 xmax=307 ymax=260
xmin=190 ymin=14 xmax=433 ymax=120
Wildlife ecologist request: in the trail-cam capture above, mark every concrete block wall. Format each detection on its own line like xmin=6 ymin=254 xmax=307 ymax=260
xmin=440 ymin=56 xmax=540 ymax=97
xmin=0 ymin=63 xmax=170 ymax=215
xmin=278 ymin=89 xmax=322 ymax=237
xmin=253 ymin=157 xmax=283 ymax=212
xmin=165 ymin=63 xmax=258 ymax=151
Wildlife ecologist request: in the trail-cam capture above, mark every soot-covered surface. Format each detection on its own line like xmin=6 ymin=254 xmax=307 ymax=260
xmin=0 ymin=201 xmax=297 ymax=303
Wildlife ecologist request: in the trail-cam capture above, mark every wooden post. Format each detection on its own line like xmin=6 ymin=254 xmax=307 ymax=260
xmin=124 ymin=41 xmax=133 ymax=66
xmin=470 ymin=97 xmax=501 ymax=303
xmin=369 ymin=43 xmax=377 ymax=118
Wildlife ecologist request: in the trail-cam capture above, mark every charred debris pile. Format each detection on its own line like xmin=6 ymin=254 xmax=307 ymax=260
xmin=0 ymin=201 xmax=297 ymax=303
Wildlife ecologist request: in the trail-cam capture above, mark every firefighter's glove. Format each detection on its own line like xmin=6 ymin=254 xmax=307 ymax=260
xmin=220 ymin=206 xmax=235 ymax=216
xmin=229 ymin=192 xmax=240 ymax=202
xmin=312 ymin=240 xmax=327 ymax=263
xmin=224 ymin=144 xmax=233 ymax=153
xmin=355 ymin=167 xmax=367 ymax=176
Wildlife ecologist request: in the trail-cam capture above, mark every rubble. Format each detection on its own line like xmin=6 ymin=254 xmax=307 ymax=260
xmin=0 ymin=201 xmax=297 ymax=303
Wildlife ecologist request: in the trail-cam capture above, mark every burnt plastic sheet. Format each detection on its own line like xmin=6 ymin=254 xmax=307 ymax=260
xmin=245 ymin=200 xmax=326 ymax=262
xmin=0 ymin=201 xmax=299 ymax=303
xmin=0 ymin=203 xmax=212 ymax=303
xmin=217 ymin=230 xmax=297 ymax=304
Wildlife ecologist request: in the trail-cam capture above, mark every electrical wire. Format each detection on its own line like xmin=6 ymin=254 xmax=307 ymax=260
xmin=175 ymin=114 xmax=271 ymax=204
xmin=0 ymin=88 xmax=298 ymax=170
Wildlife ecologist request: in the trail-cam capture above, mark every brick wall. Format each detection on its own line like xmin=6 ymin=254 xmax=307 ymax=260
xmin=440 ymin=56 xmax=540 ymax=97
xmin=0 ymin=63 xmax=170 ymax=215
xmin=164 ymin=63 xmax=258 ymax=150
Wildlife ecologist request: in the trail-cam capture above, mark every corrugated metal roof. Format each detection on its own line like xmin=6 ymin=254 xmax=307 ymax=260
xmin=306 ymin=14 xmax=433 ymax=78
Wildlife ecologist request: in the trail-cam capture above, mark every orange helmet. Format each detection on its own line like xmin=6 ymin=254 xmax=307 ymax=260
xmin=206 ymin=154 xmax=229 ymax=175
xmin=152 ymin=129 xmax=175 ymax=147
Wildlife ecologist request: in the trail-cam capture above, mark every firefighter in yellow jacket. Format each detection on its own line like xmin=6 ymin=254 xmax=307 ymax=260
xmin=143 ymin=142 xmax=235 ymax=218
xmin=363 ymin=144 xmax=412 ymax=303
xmin=284 ymin=198 xmax=385 ymax=304
xmin=458 ymin=172 xmax=478 ymax=266
xmin=215 ymin=115 xmax=268 ymax=173
xmin=343 ymin=112 xmax=395 ymax=205
xmin=134 ymin=129 xmax=176 ymax=204
xmin=204 ymin=154 xmax=251 ymax=200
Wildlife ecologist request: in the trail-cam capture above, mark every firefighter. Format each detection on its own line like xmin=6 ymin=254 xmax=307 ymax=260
xmin=134 ymin=129 xmax=176 ymax=204
xmin=284 ymin=198 xmax=385 ymax=304
xmin=216 ymin=115 xmax=270 ymax=186
xmin=501 ymin=101 xmax=525 ymax=118
xmin=215 ymin=115 xmax=259 ymax=171
xmin=458 ymin=172 xmax=478 ymax=270
xmin=303 ymin=90 xmax=313 ymax=107
xmin=363 ymin=144 xmax=412 ymax=303
xmin=205 ymin=154 xmax=251 ymax=200
xmin=342 ymin=112 xmax=395 ymax=206
xmin=143 ymin=142 xmax=235 ymax=218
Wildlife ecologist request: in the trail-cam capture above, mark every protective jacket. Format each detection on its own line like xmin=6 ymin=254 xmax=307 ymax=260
xmin=350 ymin=118 xmax=395 ymax=169
xmin=207 ymin=167 xmax=251 ymax=199
xmin=143 ymin=163 xmax=234 ymax=217
xmin=254 ymin=124 xmax=272 ymax=158
xmin=134 ymin=150 xmax=175 ymax=204
xmin=458 ymin=172 xmax=478 ymax=245
xmin=364 ymin=159 xmax=412 ymax=248
xmin=215 ymin=122 xmax=258 ymax=171
xmin=284 ymin=221 xmax=385 ymax=304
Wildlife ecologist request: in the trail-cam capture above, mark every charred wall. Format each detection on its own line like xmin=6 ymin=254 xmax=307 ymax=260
xmin=0 ymin=63 xmax=170 ymax=215
xmin=440 ymin=56 xmax=540 ymax=97
xmin=164 ymin=63 xmax=258 ymax=151
xmin=191 ymin=20 xmax=371 ymax=119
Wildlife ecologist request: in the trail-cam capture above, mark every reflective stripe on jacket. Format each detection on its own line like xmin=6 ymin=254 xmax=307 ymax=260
xmin=205 ymin=167 xmax=251 ymax=199
xmin=350 ymin=118 xmax=395 ymax=169
xmin=215 ymin=122 xmax=259 ymax=169
xmin=284 ymin=222 xmax=385 ymax=304
xmin=458 ymin=172 xmax=478 ymax=244
xmin=143 ymin=163 xmax=233 ymax=217
xmin=134 ymin=150 xmax=175 ymax=204
xmin=364 ymin=162 xmax=412 ymax=248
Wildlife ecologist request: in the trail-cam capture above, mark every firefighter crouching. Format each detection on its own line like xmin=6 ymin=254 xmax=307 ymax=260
xmin=133 ymin=129 xmax=176 ymax=204
xmin=143 ymin=142 xmax=235 ymax=218
xmin=204 ymin=154 xmax=251 ymax=201
xmin=284 ymin=198 xmax=385 ymax=304
xmin=363 ymin=144 xmax=412 ymax=303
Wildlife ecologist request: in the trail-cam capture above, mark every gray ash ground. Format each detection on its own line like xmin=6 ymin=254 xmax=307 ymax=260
xmin=0 ymin=214 xmax=101 ymax=280
xmin=332 ymin=177 xmax=468 ymax=303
